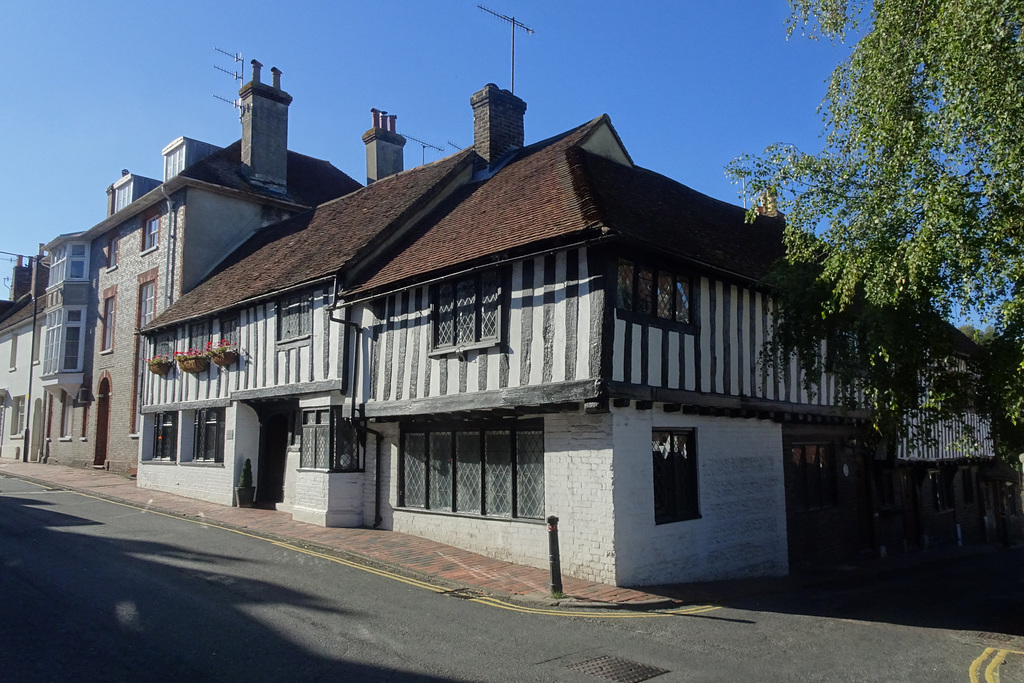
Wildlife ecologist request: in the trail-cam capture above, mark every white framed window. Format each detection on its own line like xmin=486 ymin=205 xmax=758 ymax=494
xmin=9 ymin=332 xmax=18 ymax=369
xmin=10 ymin=396 xmax=26 ymax=436
xmin=139 ymin=281 xmax=156 ymax=327
xmin=152 ymin=411 xmax=178 ymax=461
xmin=43 ymin=307 xmax=86 ymax=375
xmin=48 ymin=242 xmax=89 ymax=286
xmin=114 ymin=181 xmax=132 ymax=212
xmin=143 ymin=215 xmax=160 ymax=252
xmin=107 ymin=235 xmax=119 ymax=269
xmin=101 ymin=296 xmax=116 ymax=351
xmin=164 ymin=145 xmax=186 ymax=181
xmin=193 ymin=408 xmax=225 ymax=463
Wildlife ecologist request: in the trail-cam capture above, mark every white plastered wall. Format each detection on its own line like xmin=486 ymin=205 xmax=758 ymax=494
xmin=610 ymin=407 xmax=789 ymax=585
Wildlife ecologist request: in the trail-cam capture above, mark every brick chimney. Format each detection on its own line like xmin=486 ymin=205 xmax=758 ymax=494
xmin=362 ymin=108 xmax=406 ymax=184
xmin=11 ymin=256 xmax=31 ymax=300
xmin=239 ymin=60 xmax=293 ymax=190
xmin=470 ymin=83 xmax=527 ymax=170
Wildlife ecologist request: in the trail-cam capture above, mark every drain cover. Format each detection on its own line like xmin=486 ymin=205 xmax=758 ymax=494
xmin=567 ymin=655 xmax=669 ymax=683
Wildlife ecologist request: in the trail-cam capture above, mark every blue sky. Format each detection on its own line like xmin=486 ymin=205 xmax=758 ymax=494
xmin=0 ymin=1 xmax=852 ymax=293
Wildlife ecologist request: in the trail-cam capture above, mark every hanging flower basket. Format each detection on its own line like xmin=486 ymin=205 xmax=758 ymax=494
xmin=174 ymin=350 xmax=209 ymax=374
xmin=147 ymin=357 xmax=173 ymax=376
xmin=208 ymin=349 xmax=239 ymax=367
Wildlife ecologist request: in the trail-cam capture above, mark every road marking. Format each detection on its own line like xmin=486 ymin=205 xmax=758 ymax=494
xmin=56 ymin=489 xmax=721 ymax=620
xmin=970 ymin=647 xmax=1024 ymax=683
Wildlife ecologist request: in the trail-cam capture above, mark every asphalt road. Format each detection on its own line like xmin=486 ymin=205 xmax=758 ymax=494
xmin=2 ymin=475 xmax=1021 ymax=682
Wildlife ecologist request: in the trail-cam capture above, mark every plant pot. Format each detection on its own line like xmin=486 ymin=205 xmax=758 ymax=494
xmin=176 ymin=356 xmax=210 ymax=373
xmin=235 ymin=486 xmax=256 ymax=508
xmin=209 ymin=349 xmax=239 ymax=367
xmin=148 ymin=362 xmax=172 ymax=376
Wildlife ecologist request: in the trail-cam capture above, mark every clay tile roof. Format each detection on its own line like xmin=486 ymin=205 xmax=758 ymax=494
xmin=347 ymin=117 xmax=786 ymax=296
xmin=146 ymin=149 xmax=475 ymax=330
xmin=179 ymin=140 xmax=362 ymax=207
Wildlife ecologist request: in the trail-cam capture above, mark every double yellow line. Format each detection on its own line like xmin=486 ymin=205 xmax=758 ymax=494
xmin=970 ymin=647 xmax=1023 ymax=683
xmin=64 ymin=487 xmax=722 ymax=619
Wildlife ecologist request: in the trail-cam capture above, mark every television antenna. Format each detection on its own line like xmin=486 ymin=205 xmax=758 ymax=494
xmin=447 ymin=140 xmax=464 ymax=151
xmin=477 ymin=5 xmax=534 ymax=95
xmin=403 ymin=134 xmax=445 ymax=165
xmin=212 ymin=46 xmax=244 ymax=118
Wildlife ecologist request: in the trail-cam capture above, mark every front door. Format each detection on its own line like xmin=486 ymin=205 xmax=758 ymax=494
xmin=256 ymin=412 xmax=289 ymax=505
xmin=93 ymin=378 xmax=110 ymax=467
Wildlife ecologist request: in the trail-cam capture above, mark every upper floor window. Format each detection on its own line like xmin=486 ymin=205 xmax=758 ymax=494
xmin=278 ymin=294 xmax=311 ymax=341
xmin=155 ymin=332 xmax=174 ymax=358
xmin=48 ymin=243 xmax=89 ymax=286
xmin=219 ymin=316 xmax=239 ymax=345
xmin=139 ymin=281 xmax=156 ymax=328
xmin=101 ymin=296 xmax=116 ymax=351
xmin=434 ymin=270 xmax=500 ymax=349
xmin=9 ymin=332 xmax=18 ymax=369
xmin=143 ymin=215 xmax=160 ymax=252
xmin=164 ymin=145 xmax=185 ymax=181
xmin=114 ymin=183 xmax=132 ymax=212
xmin=107 ymin=235 xmax=119 ymax=269
xmin=189 ymin=321 xmax=210 ymax=350
xmin=617 ymin=259 xmax=691 ymax=325
xmin=43 ymin=308 xmax=85 ymax=375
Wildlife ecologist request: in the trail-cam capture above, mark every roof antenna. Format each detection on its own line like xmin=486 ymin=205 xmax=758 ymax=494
xmin=212 ymin=46 xmax=244 ymax=120
xmin=477 ymin=5 xmax=534 ymax=95
xmin=403 ymin=134 xmax=445 ymax=165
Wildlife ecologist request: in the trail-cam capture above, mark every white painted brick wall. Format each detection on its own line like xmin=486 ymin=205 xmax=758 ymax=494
xmin=611 ymin=408 xmax=788 ymax=585
xmin=292 ymin=471 xmax=364 ymax=527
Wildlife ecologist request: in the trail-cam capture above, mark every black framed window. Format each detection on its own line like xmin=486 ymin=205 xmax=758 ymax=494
xmin=188 ymin=321 xmax=210 ymax=352
xmin=152 ymin=412 xmax=178 ymax=461
xmin=299 ymin=407 xmax=360 ymax=471
xmin=220 ymin=316 xmax=239 ymax=346
xmin=400 ymin=421 xmax=544 ymax=519
xmin=962 ymin=467 xmax=975 ymax=504
xmin=434 ymin=270 xmax=500 ymax=349
xmin=278 ymin=294 xmax=312 ymax=341
xmin=930 ymin=470 xmax=953 ymax=511
xmin=193 ymin=408 xmax=224 ymax=463
xmin=791 ymin=443 xmax=837 ymax=511
xmin=617 ymin=259 xmax=691 ymax=324
xmin=652 ymin=429 xmax=700 ymax=524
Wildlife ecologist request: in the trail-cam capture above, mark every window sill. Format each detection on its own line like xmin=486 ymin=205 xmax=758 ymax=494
xmin=180 ymin=461 xmax=225 ymax=467
xmin=141 ymin=246 xmax=159 ymax=257
xmin=616 ymin=308 xmax=697 ymax=335
xmin=276 ymin=335 xmax=312 ymax=349
xmin=655 ymin=513 xmax=702 ymax=525
xmin=429 ymin=338 xmax=502 ymax=358
xmin=99 ymin=349 xmax=114 ymax=356
xmin=296 ymin=467 xmax=365 ymax=474
xmin=142 ymin=460 xmax=177 ymax=465
xmin=129 ymin=433 xmax=139 ymax=440
xmin=393 ymin=506 xmax=544 ymax=524
xmin=58 ymin=437 xmax=72 ymax=442
xmin=106 ymin=265 xmax=118 ymax=273
xmin=79 ymin=437 xmax=88 ymax=442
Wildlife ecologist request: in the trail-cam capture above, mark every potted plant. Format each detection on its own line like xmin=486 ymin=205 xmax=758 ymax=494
xmin=206 ymin=339 xmax=239 ymax=367
xmin=174 ymin=348 xmax=209 ymax=374
xmin=147 ymin=355 xmax=173 ymax=376
xmin=235 ymin=458 xmax=255 ymax=508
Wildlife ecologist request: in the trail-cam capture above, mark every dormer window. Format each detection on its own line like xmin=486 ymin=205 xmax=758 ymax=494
xmin=164 ymin=144 xmax=185 ymax=181
xmin=48 ymin=242 xmax=89 ymax=287
xmin=114 ymin=180 xmax=133 ymax=212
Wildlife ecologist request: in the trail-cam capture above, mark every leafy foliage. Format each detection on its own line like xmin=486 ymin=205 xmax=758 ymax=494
xmin=729 ymin=0 xmax=1024 ymax=452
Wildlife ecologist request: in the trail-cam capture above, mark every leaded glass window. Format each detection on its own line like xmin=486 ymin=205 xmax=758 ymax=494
xmin=278 ymin=294 xmax=311 ymax=341
xmin=434 ymin=270 xmax=503 ymax=349
xmin=652 ymin=429 xmax=699 ymax=524
xmin=401 ymin=422 xmax=543 ymax=519
xmin=193 ymin=408 xmax=224 ymax=462
xmin=616 ymin=260 xmax=634 ymax=310
xmin=674 ymin=277 xmax=691 ymax=323
xmin=299 ymin=408 xmax=362 ymax=471
xmin=153 ymin=412 xmax=178 ymax=461
xmin=616 ymin=259 xmax=694 ymax=326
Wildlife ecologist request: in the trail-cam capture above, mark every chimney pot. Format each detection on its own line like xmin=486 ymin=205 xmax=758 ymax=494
xmin=251 ymin=59 xmax=263 ymax=83
xmin=271 ymin=66 xmax=282 ymax=89
xmin=371 ymin=108 xmax=381 ymax=129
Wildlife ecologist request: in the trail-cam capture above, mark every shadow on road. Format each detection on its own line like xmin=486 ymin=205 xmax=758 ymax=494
xmin=0 ymin=489 xmax=452 ymax=682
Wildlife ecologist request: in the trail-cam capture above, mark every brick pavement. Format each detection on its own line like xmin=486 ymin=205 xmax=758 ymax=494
xmin=0 ymin=460 xmax=677 ymax=608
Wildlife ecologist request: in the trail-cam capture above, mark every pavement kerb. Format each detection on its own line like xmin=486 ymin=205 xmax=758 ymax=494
xmin=0 ymin=467 xmax=684 ymax=613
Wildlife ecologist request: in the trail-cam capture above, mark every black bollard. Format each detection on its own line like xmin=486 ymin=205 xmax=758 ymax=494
xmin=546 ymin=515 xmax=563 ymax=596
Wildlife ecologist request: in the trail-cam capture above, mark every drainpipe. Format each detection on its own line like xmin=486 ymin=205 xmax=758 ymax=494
xmin=159 ymin=185 xmax=177 ymax=310
xmin=22 ymin=253 xmax=41 ymax=462
xmin=327 ymin=301 xmax=383 ymax=526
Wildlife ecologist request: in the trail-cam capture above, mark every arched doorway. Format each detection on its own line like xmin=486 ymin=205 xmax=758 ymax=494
xmin=94 ymin=378 xmax=110 ymax=467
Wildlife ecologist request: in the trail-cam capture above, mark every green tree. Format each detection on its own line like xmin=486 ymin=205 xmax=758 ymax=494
xmin=728 ymin=1 xmax=1024 ymax=455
